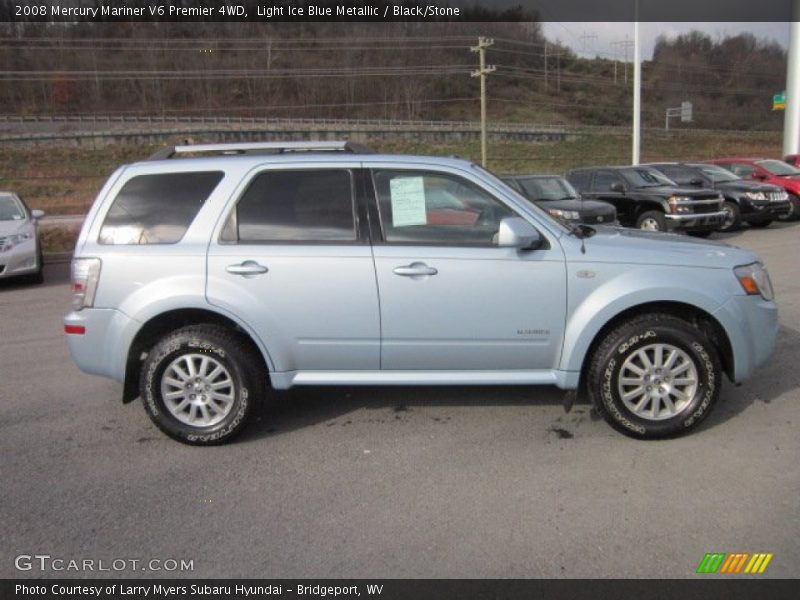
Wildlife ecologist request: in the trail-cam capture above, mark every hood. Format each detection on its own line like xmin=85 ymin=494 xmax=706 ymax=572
xmin=636 ymin=185 xmax=719 ymax=198
xmin=0 ymin=218 xmax=28 ymax=236
xmin=539 ymin=199 xmax=615 ymax=214
xmin=572 ymin=226 xmax=759 ymax=269
xmin=715 ymin=180 xmax=782 ymax=194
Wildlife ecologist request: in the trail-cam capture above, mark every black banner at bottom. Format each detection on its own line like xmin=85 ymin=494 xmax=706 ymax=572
xmin=3 ymin=579 xmax=798 ymax=600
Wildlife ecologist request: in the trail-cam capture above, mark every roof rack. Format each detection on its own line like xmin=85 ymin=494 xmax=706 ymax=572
xmin=147 ymin=141 xmax=373 ymax=161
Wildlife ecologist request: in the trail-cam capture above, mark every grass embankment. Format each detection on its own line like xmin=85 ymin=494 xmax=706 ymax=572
xmin=0 ymin=130 xmax=782 ymax=253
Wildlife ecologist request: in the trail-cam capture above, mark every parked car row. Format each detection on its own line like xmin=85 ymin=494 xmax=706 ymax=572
xmin=504 ymin=158 xmax=798 ymax=235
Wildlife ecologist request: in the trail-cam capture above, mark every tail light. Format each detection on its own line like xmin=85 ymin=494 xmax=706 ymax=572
xmin=71 ymin=258 xmax=101 ymax=310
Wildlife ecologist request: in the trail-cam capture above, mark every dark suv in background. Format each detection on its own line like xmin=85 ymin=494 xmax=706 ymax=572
xmin=566 ymin=166 xmax=725 ymax=235
xmin=502 ymin=174 xmax=617 ymax=226
xmin=648 ymin=162 xmax=790 ymax=231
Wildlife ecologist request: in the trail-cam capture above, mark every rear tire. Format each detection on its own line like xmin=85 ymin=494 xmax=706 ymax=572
xmin=140 ymin=325 xmax=265 ymax=445
xmin=587 ymin=314 xmax=722 ymax=439
xmin=636 ymin=210 xmax=667 ymax=232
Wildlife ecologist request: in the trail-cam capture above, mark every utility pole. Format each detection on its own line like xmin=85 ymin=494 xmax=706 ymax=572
xmin=544 ymin=42 xmax=564 ymax=93
xmin=611 ymin=37 xmax=634 ymax=84
xmin=471 ymin=37 xmax=495 ymax=167
xmin=632 ymin=3 xmax=641 ymax=165
xmin=579 ymin=31 xmax=598 ymax=55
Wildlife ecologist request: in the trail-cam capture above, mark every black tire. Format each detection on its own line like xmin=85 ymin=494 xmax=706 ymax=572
xmin=587 ymin=314 xmax=722 ymax=439
xmin=719 ymin=200 xmax=741 ymax=232
xmin=749 ymin=219 xmax=773 ymax=229
xmin=140 ymin=325 xmax=266 ymax=445
xmin=636 ymin=210 xmax=667 ymax=232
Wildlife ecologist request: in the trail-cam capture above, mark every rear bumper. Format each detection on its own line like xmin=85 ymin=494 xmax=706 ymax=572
xmin=665 ymin=210 xmax=726 ymax=231
xmin=64 ymin=308 xmax=140 ymax=382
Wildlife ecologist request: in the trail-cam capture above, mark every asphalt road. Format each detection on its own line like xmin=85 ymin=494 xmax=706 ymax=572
xmin=1 ymin=222 xmax=798 ymax=580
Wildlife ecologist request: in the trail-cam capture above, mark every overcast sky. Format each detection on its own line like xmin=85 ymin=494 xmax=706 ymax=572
xmin=541 ymin=22 xmax=791 ymax=60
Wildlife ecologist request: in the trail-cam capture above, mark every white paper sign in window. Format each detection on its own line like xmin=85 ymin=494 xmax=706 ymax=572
xmin=389 ymin=176 xmax=427 ymax=227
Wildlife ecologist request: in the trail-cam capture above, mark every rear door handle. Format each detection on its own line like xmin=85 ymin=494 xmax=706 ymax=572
xmin=393 ymin=262 xmax=438 ymax=277
xmin=226 ymin=260 xmax=269 ymax=277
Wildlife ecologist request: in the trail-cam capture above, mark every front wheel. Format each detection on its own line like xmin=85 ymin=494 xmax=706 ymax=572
xmin=140 ymin=325 xmax=265 ymax=445
xmin=719 ymin=200 xmax=741 ymax=232
xmin=636 ymin=210 xmax=667 ymax=232
xmin=587 ymin=314 xmax=722 ymax=439
xmin=778 ymin=194 xmax=798 ymax=221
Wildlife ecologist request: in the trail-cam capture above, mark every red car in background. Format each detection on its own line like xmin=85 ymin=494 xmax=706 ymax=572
xmin=704 ymin=158 xmax=800 ymax=220
xmin=784 ymin=154 xmax=800 ymax=168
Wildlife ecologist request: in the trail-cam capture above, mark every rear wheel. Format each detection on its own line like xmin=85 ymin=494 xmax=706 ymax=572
xmin=636 ymin=210 xmax=667 ymax=232
xmin=587 ymin=314 xmax=722 ymax=439
xmin=140 ymin=325 xmax=265 ymax=445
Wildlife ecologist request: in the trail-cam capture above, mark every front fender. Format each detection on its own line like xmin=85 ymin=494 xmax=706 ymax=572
xmin=559 ymin=266 xmax=737 ymax=374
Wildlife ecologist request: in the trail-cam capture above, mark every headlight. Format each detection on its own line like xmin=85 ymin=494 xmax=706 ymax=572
xmin=734 ymin=262 xmax=774 ymax=301
xmin=0 ymin=231 xmax=33 ymax=252
xmin=548 ymin=209 xmax=580 ymax=220
xmin=667 ymin=196 xmax=693 ymax=214
xmin=744 ymin=191 xmax=766 ymax=201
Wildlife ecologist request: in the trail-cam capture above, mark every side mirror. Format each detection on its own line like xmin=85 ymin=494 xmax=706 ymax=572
xmin=689 ymin=178 xmax=704 ymax=187
xmin=754 ymin=173 xmax=768 ymax=181
xmin=610 ymin=182 xmax=625 ymax=193
xmin=497 ymin=217 xmax=542 ymax=250
xmin=31 ymin=209 xmax=45 ymax=220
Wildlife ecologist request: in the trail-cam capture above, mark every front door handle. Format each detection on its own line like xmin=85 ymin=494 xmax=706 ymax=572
xmin=226 ymin=260 xmax=269 ymax=277
xmin=393 ymin=262 xmax=438 ymax=277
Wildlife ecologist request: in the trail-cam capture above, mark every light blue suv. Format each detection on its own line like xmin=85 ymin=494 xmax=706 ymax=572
xmin=64 ymin=142 xmax=777 ymax=444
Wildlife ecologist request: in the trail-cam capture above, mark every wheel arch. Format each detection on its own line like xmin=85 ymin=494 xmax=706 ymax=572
xmin=122 ymin=308 xmax=272 ymax=403
xmin=576 ymin=301 xmax=734 ymax=395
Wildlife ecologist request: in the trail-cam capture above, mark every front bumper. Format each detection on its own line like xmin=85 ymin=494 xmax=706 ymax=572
xmin=665 ymin=209 xmax=726 ymax=231
xmin=713 ymin=295 xmax=778 ymax=383
xmin=0 ymin=239 xmax=39 ymax=279
xmin=742 ymin=199 xmax=792 ymax=221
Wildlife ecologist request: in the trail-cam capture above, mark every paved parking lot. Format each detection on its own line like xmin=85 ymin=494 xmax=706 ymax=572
xmin=1 ymin=222 xmax=798 ymax=579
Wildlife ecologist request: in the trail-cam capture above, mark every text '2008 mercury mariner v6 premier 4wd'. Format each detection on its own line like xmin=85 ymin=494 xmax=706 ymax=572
xmin=64 ymin=142 xmax=777 ymax=445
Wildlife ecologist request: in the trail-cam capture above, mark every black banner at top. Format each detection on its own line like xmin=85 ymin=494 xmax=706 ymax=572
xmin=0 ymin=0 xmax=796 ymax=23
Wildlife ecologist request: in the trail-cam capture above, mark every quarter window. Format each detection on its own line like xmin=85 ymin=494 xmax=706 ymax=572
xmin=372 ymin=170 xmax=515 ymax=245
xmin=224 ymin=170 xmax=356 ymax=242
xmin=99 ymin=171 xmax=223 ymax=245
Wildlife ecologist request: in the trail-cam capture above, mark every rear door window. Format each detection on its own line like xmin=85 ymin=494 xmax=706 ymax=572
xmin=592 ymin=171 xmax=623 ymax=192
xmin=99 ymin=171 xmax=223 ymax=245
xmin=222 ymin=169 xmax=356 ymax=243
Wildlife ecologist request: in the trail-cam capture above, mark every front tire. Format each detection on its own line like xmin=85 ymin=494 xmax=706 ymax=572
xmin=636 ymin=210 xmax=667 ymax=232
xmin=587 ymin=314 xmax=722 ymax=439
xmin=719 ymin=201 xmax=741 ymax=232
xmin=140 ymin=325 xmax=265 ymax=445
xmin=778 ymin=194 xmax=798 ymax=221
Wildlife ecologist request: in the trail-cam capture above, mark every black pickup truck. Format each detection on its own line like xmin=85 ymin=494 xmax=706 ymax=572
xmin=647 ymin=162 xmax=791 ymax=231
xmin=566 ymin=166 xmax=726 ymax=235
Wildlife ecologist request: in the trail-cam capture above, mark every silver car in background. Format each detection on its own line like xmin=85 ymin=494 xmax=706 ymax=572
xmin=0 ymin=192 xmax=44 ymax=283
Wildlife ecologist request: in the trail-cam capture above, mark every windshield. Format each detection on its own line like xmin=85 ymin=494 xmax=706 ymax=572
xmin=756 ymin=159 xmax=800 ymax=176
xmin=694 ymin=164 xmax=740 ymax=183
xmin=518 ymin=177 xmax=579 ymax=201
xmin=621 ymin=167 xmax=676 ymax=188
xmin=0 ymin=194 xmax=25 ymax=221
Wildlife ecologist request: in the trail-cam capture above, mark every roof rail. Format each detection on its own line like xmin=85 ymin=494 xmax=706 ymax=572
xmin=147 ymin=141 xmax=373 ymax=160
